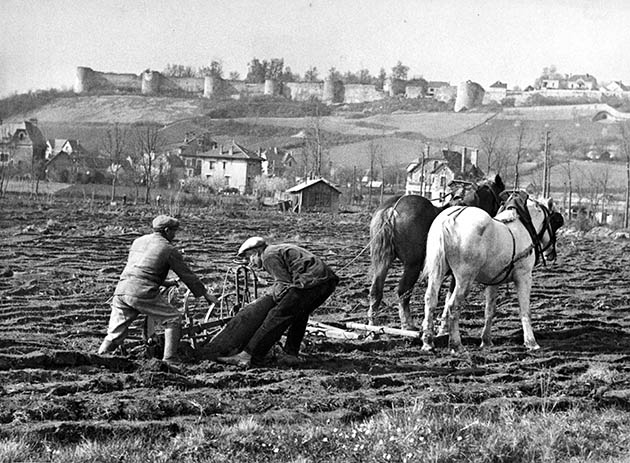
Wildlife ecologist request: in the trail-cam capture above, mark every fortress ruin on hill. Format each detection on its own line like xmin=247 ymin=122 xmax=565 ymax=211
xmin=73 ymin=66 xmax=630 ymax=111
xmin=73 ymin=66 xmax=458 ymax=105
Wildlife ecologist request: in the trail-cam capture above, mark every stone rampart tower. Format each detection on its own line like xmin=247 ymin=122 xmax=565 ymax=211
xmin=74 ymin=66 xmax=93 ymax=93
xmin=141 ymin=70 xmax=161 ymax=95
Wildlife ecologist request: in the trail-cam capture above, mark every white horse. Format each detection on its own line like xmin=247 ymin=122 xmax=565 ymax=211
xmin=421 ymin=191 xmax=564 ymax=352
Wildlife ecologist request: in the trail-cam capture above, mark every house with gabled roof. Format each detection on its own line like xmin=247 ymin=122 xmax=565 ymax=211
xmin=603 ymin=81 xmax=630 ymax=94
xmin=179 ymin=140 xmax=263 ymax=194
xmin=259 ymin=147 xmax=297 ymax=177
xmin=406 ymin=147 xmax=484 ymax=203
xmin=0 ymin=120 xmax=47 ymax=177
xmin=426 ymin=81 xmax=450 ymax=98
xmin=567 ymin=74 xmax=598 ymax=90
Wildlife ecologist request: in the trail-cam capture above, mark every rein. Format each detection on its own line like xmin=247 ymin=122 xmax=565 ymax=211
xmin=480 ymin=195 xmax=555 ymax=286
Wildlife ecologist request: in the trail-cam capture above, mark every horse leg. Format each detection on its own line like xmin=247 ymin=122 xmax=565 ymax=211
xmin=514 ymin=273 xmax=540 ymax=350
xmin=397 ymin=263 xmax=421 ymax=330
xmin=437 ymin=275 xmax=455 ymax=336
xmin=480 ymin=285 xmax=499 ymax=348
xmin=444 ymin=279 xmax=472 ymax=353
xmin=368 ymin=260 xmax=389 ymax=326
xmin=421 ymin=272 xmax=442 ymax=351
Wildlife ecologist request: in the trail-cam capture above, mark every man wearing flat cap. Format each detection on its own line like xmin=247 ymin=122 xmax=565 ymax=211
xmin=217 ymin=236 xmax=339 ymax=368
xmin=98 ymin=215 xmax=218 ymax=366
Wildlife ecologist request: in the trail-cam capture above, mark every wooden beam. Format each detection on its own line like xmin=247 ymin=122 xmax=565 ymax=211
xmin=345 ymin=322 xmax=420 ymax=338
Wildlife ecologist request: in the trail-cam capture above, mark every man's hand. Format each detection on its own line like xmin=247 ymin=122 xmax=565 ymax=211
xmin=204 ymin=291 xmax=220 ymax=305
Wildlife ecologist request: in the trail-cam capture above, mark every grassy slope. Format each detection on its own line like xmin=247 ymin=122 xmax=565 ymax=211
xmin=9 ymin=94 xmax=630 ymax=186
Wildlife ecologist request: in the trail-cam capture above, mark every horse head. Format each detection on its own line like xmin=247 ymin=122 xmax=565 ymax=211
xmin=448 ymin=174 xmax=505 ymax=216
xmin=500 ymin=191 xmax=564 ymax=264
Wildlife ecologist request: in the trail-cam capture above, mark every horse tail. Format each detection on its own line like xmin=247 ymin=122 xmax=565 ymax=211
xmin=370 ymin=205 xmax=397 ymax=272
xmin=422 ymin=214 xmax=450 ymax=284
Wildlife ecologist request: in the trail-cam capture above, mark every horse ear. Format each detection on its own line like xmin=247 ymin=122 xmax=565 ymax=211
xmin=547 ymin=198 xmax=554 ymax=210
xmin=494 ymin=173 xmax=505 ymax=191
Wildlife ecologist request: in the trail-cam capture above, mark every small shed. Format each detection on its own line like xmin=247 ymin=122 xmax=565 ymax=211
xmin=286 ymin=177 xmax=342 ymax=213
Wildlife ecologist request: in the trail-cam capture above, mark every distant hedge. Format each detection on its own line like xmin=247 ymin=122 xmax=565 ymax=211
xmin=0 ymin=89 xmax=75 ymax=120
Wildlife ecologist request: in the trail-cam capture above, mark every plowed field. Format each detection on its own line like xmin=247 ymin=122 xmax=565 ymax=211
xmin=1 ymin=199 xmax=629 ymax=444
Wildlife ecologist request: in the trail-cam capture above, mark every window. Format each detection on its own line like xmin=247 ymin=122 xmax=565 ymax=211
xmin=0 ymin=152 xmax=8 ymax=162
xmin=440 ymin=176 xmax=446 ymax=187
xmin=208 ymin=161 xmax=215 ymax=169
xmin=222 ymin=161 xmax=227 ymax=170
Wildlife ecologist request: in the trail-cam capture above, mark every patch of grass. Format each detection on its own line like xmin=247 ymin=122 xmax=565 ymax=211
xmin=4 ymin=402 xmax=629 ymax=462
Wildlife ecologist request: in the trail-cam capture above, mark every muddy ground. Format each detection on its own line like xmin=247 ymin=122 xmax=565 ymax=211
xmin=1 ymin=199 xmax=629 ymax=443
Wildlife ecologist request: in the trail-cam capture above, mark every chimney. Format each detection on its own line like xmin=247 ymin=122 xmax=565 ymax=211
xmin=471 ymin=149 xmax=478 ymax=168
xmin=461 ymin=147 xmax=466 ymax=173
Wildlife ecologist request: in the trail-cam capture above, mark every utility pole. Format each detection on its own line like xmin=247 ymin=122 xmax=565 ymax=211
xmin=352 ymin=165 xmax=357 ymax=205
xmin=542 ymin=130 xmax=551 ymax=198
xmin=420 ymin=144 xmax=428 ymax=197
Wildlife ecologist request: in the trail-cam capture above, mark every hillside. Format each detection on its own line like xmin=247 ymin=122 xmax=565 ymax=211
xmin=8 ymin=94 xmax=630 ymax=181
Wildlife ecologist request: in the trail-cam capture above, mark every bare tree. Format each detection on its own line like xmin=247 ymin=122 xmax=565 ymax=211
xmin=301 ymin=103 xmax=327 ymax=179
xmin=367 ymin=140 xmax=383 ymax=207
xmin=133 ymin=125 xmax=164 ymax=204
xmin=620 ymin=122 xmax=630 ymax=228
xmin=101 ymin=123 xmax=128 ymax=202
xmin=512 ymin=122 xmax=531 ymax=191
xmin=557 ymin=136 xmax=581 ymax=223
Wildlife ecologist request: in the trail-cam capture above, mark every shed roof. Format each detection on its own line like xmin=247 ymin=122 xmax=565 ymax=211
xmin=286 ymin=177 xmax=342 ymax=194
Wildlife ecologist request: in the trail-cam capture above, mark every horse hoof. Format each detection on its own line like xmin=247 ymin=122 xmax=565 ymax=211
xmin=526 ymin=343 xmax=541 ymax=351
xmin=421 ymin=344 xmax=434 ymax=352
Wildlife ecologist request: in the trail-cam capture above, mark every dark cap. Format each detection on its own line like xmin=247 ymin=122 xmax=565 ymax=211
xmin=152 ymin=215 xmax=180 ymax=231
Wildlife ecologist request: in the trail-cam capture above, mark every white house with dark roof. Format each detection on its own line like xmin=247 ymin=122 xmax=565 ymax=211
xmin=405 ymin=147 xmax=484 ymax=202
xmin=567 ymin=74 xmax=598 ymax=90
xmin=179 ymin=140 xmax=263 ymax=194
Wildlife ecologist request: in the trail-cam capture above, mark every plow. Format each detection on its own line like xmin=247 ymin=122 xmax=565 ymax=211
xmin=141 ymin=262 xmax=421 ymax=361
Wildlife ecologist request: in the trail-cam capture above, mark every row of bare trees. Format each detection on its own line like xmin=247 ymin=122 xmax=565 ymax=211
xmin=100 ymin=123 xmax=166 ymax=204
xmin=477 ymin=119 xmax=630 ymax=228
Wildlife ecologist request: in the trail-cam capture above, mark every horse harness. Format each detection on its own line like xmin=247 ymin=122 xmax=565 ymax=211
xmin=447 ymin=193 xmax=557 ymax=286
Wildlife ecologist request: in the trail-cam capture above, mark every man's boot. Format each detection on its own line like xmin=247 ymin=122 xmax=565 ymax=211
xmin=98 ymin=339 xmax=117 ymax=355
xmin=162 ymin=325 xmax=182 ymax=365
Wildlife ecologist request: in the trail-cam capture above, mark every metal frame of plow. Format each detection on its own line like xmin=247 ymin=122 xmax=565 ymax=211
xmin=181 ymin=263 xmax=259 ymax=350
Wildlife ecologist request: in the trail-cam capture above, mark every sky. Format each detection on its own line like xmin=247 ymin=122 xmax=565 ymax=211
xmin=2 ymin=0 xmax=630 ymax=98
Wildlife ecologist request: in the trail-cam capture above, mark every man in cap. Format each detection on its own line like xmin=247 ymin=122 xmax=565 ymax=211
xmin=217 ymin=237 xmax=339 ymax=368
xmin=98 ymin=214 xmax=218 ymax=366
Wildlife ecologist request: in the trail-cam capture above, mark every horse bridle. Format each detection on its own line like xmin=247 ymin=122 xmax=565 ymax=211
xmin=499 ymin=193 xmax=558 ymax=267
xmin=449 ymin=180 xmax=502 ymax=214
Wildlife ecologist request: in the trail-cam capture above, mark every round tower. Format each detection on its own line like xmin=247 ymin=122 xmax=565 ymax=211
xmin=141 ymin=70 xmax=161 ymax=95
xmin=264 ymin=78 xmax=278 ymax=96
xmin=74 ymin=66 xmax=93 ymax=93
xmin=454 ymin=81 xmax=485 ymax=112
xmin=203 ymin=76 xmax=215 ymax=98
xmin=323 ymin=77 xmax=335 ymax=103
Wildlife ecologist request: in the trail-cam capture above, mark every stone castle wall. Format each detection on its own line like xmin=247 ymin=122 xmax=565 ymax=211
xmin=74 ymin=66 xmax=387 ymax=104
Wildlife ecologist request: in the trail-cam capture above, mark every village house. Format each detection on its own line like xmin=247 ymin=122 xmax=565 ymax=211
xmin=178 ymin=139 xmax=263 ymax=194
xmin=484 ymin=81 xmax=508 ymax=104
xmin=425 ymin=81 xmax=450 ymax=98
xmin=567 ymin=74 xmax=598 ymax=90
xmin=602 ymin=81 xmax=629 ymax=94
xmin=285 ymin=177 xmax=342 ymax=213
xmin=45 ymin=139 xmax=92 ymax=182
xmin=0 ymin=120 xmax=47 ymax=179
xmin=406 ymin=147 xmax=485 ymax=203
xmin=259 ymin=147 xmax=297 ymax=178
xmin=540 ymin=78 xmax=563 ymax=89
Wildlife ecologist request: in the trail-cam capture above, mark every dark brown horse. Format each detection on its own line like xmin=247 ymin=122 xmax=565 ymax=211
xmin=368 ymin=174 xmax=505 ymax=329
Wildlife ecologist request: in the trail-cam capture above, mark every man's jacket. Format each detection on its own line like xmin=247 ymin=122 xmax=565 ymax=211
xmin=114 ymin=233 xmax=205 ymax=299
xmin=262 ymin=244 xmax=338 ymax=301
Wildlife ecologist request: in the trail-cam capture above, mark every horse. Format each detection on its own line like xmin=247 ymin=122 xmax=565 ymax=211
xmin=421 ymin=190 xmax=564 ymax=352
xmin=368 ymin=174 xmax=505 ymax=330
